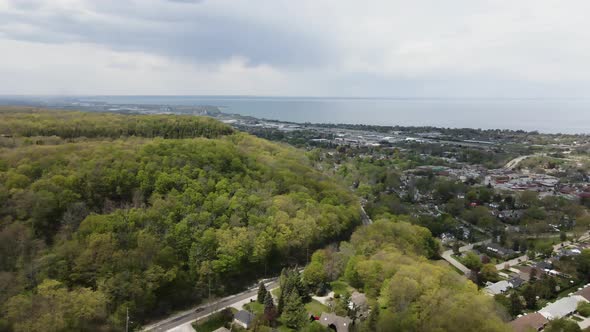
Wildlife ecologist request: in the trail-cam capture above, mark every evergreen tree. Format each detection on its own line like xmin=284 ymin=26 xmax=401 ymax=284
xmin=282 ymin=291 xmax=307 ymax=330
xmin=257 ymin=282 xmax=267 ymax=303
xmin=522 ymin=285 xmax=537 ymax=310
xmin=263 ymin=291 xmax=277 ymax=322
xmin=509 ymin=294 xmax=523 ymax=317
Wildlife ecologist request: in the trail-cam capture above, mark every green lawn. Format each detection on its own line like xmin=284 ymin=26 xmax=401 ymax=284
xmin=272 ymin=288 xmax=281 ymax=298
xmin=305 ymin=299 xmax=330 ymax=316
xmin=243 ymin=301 xmax=264 ymax=315
xmin=192 ymin=309 xmax=235 ymax=332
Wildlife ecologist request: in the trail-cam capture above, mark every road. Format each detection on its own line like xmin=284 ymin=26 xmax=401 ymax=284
xmin=441 ymin=239 xmax=491 ymax=275
xmin=142 ymin=206 xmax=374 ymax=332
xmin=143 ymin=279 xmax=278 ymax=332
xmin=144 ymin=206 xmax=373 ymax=331
xmin=494 ymin=231 xmax=590 ymax=271
xmin=503 ymin=155 xmax=534 ymax=170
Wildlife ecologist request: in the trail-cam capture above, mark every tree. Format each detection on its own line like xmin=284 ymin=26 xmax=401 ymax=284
xmin=577 ymin=302 xmax=590 ymax=317
xmin=529 ymin=268 xmax=538 ymax=282
xmin=303 ymin=259 xmax=328 ymax=292
xmin=480 ymin=264 xmax=500 ymax=283
xmin=576 ymin=249 xmax=590 ymax=281
xmin=258 ymin=282 xmax=267 ymax=304
xmin=543 ymin=318 xmax=581 ymax=332
xmin=282 ymin=291 xmax=307 ymax=330
xmin=263 ymin=291 xmax=277 ymax=323
xmin=463 ymin=252 xmax=483 ymax=271
xmin=537 ymin=242 xmax=554 ymax=258
xmin=521 ymin=284 xmax=537 ymax=309
xmin=509 ymin=294 xmax=523 ymax=317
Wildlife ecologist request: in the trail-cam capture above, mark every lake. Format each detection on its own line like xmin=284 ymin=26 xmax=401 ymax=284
xmin=82 ymin=96 xmax=590 ymax=134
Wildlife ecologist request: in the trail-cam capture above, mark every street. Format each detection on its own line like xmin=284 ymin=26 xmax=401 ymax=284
xmin=142 ymin=279 xmax=278 ymax=332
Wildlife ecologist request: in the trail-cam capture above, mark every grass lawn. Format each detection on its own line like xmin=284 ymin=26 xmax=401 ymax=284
xmin=527 ymin=236 xmax=561 ymax=248
xmin=192 ymin=309 xmax=234 ymax=332
xmin=243 ymin=301 xmax=264 ymax=315
xmin=305 ymin=299 xmax=330 ymax=316
xmin=272 ymin=288 xmax=281 ymax=298
xmin=330 ymin=280 xmax=351 ymax=295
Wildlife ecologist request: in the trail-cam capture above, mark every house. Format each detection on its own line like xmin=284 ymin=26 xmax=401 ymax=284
xmin=538 ymin=295 xmax=588 ymax=319
xmin=535 ymin=261 xmax=552 ymax=271
xmin=509 ymin=277 xmax=525 ymax=289
xmin=575 ymin=284 xmax=590 ymax=301
xmin=515 ymin=266 xmax=542 ymax=282
xmin=233 ymin=310 xmax=255 ymax=329
xmin=509 ymin=312 xmax=548 ymax=332
xmin=484 ymin=280 xmax=512 ymax=295
xmin=485 ymin=243 xmax=516 ymax=259
xmin=318 ymin=312 xmax=353 ymax=332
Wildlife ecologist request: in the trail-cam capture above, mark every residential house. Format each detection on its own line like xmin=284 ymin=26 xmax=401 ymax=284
xmin=318 ymin=312 xmax=353 ymax=332
xmin=484 ymin=280 xmax=512 ymax=295
xmin=233 ymin=310 xmax=255 ymax=329
xmin=538 ymin=295 xmax=588 ymax=320
xmin=509 ymin=312 xmax=548 ymax=332
xmin=575 ymin=285 xmax=590 ymax=301
xmin=515 ymin=266 xmax=542 ymax=282
xmin=485 ymin=243 xmax=516 ymax=259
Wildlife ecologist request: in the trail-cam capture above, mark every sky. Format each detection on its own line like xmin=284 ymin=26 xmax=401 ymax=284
xmin=0 ymin=0 xmax=589 ymax=97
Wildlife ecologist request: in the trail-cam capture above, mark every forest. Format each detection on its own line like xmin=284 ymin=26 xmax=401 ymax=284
xmin=303 ymin=216 xmax=509 ymax=332
xmin=0 ymin=109 xmax=360 ymax=331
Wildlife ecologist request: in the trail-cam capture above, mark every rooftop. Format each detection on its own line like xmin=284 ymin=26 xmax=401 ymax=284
xmin=538 ymin=295 xmax=588 ymax=319
xmin=484 ymin=280 xmax=512 ymax=295
xmin=234 ymin=310 xmax=255 ymax=326
xmin=575 ymin=284 xmax=590 ymax=302
xmin=318 ymin=312 xmax=353 ymax=332
xmin=509 ymin=313 xmax=548 ymax=332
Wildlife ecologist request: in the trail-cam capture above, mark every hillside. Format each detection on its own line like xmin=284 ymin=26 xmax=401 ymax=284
xmin=0 ymin=109 xmax=360 ymax=331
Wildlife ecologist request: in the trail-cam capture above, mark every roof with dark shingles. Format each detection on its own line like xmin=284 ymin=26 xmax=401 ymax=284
xmin=234 ymin=310 xmax=254 ymax=326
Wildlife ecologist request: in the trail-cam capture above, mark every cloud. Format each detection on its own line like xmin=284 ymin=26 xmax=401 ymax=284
xmin=0 ymin=0 xmax=589 ymax=96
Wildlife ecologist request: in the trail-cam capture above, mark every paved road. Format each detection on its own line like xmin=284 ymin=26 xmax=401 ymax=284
xmin=441 ymin=239 xmax=492 ymax=275
xmin=493 ymin=231 xmax=590 ymax=270
xmin=495 ymin=255 xmax=529 ymax=270
xmin=143 ymin=279 xmax=278 ymax=332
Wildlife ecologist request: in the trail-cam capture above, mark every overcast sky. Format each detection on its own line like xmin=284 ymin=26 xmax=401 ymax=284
xmin=0 ymin=0 xmax=589 ymax=97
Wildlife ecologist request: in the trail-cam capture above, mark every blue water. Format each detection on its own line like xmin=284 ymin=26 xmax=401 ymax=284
xmin=82 ymin=96 xmax=590 ymax=134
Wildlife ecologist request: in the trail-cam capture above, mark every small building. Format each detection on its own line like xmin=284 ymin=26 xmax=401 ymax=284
xmin=484 ymin=280 xmax=512 ymax=295
xmin=485 ymin=243 xmax=516 ymax=259
xmin=508 ymin=277 xmax=525 ymax=289
xmin=538 ymin=295 xmax=588 ymax=319
xmin=318 ymin=312 xmax=353 ymax=332
xmin=509 ymin=312 xmax=548 ymax=332
xmin=233 ymin=310 xmax=255 ymax=329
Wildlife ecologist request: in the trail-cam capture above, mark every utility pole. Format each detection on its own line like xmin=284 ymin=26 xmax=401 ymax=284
xmin=126 ymin=307 xmax=129 ymax=332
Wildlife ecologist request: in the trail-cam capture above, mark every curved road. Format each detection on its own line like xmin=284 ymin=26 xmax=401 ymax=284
xmin=441 ymin=239 xmax=491 ymax=275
